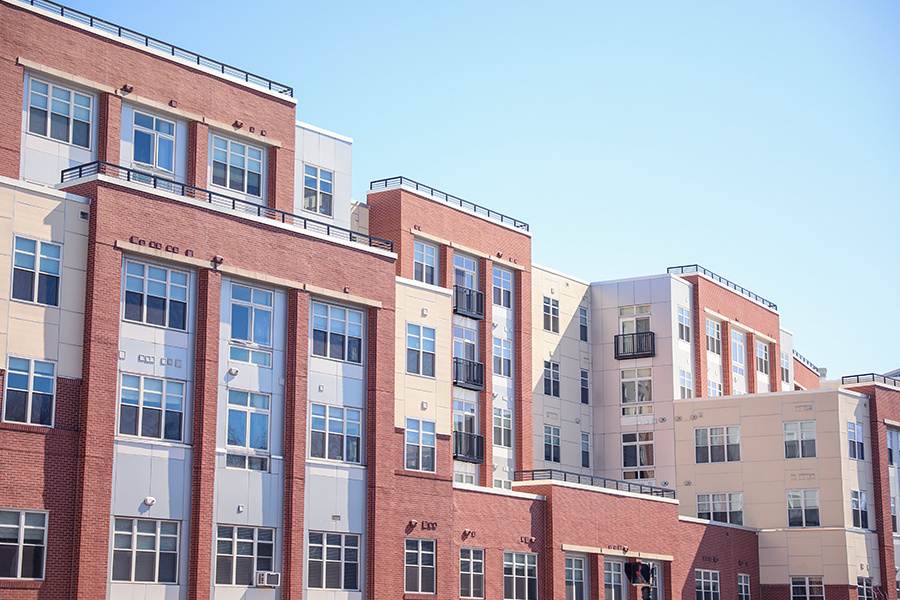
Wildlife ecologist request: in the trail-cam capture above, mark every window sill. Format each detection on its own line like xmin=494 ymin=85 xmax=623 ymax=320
xmin=10 ymin=297 xmax=59 ymax=310
xmin=310 ymin=353 xmax=364 ymax=367
xmin=405 ymin=371 xmax=436 ymax=380
xmin=393 ymin=469 xmax=452 ymax=482
xmin=115 ymin=436 xmax=191 ymax=449
xmin=306 ymin=457 xmax=365 ymax=470
xmin=123 ymin=318 xmax=189 ymax=334
xmin=403 ymin=593 xmax=437 ymax=599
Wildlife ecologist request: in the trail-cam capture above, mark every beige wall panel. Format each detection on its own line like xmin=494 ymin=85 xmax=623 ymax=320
xmin=13 ymin=198 xmax=66 ymax=242
xmin=9 ymin=301 xmax=60 ymax=326
xmin=58 ymin=310 xmax=84 ymax=346
xmin=8 ymin=317 xmax=58 ymax=360
xmin=57 ymin=341 xmax=82 ymax=379
xmin=59 ymin=267 xmax=87 ymax=314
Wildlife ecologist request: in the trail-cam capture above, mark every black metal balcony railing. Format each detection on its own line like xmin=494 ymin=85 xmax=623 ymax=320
xmin=21 ymin=0 xmax=293 ymax=97
xmin=370 ymin=177 xmax=529 ymax=231
xmin=452 ymin=431 xmax=485 ymax=464
xmin=792 ymin=349 xmax=819 ymax=374
xmin=453 ymin=286 xmax=484 ymax=319
xmin=842 ymin=374 xmax=900 ymax=389
xmin=515 ymin=469 xmax=676 ymax=499
xmin=452 ymin=357 xmax=484 ymax=391
xmin=667 ymin=264 xmax=777 ymax=310
xmin=60 ymin=162 xmax=393 ymax=252
xmin=614 ymin=332 xmax=656 ymax=359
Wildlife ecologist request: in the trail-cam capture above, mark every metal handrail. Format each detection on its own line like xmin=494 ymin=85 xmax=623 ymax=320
xmin=792 ymin=350 xmax=819 ymax=374
xmin=667 ymin=264 xmax=777 ymax=310
xmin=514 ymin=469 xmax=676 ymax=499
xmin=19 ymin=0 xmax=293 ymax=97
xmin=60 ymin=162 xmax=393 ymax=251
xmin=614 ymin=331 xmax=656 ymax=359
xmin=842 ymin=374 xmax=900 ymax=389
xmin=452 ymin=431 xmax=485 ymax=464
xmin=370 ymin=177 xmax=529 ymax=231
xmin=453 ymin=285 xmax=485 ymax=319
xmin=452 ymin=357 xmax=485 ymax=391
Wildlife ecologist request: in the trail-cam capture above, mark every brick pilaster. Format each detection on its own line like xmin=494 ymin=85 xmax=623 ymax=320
xmin=97 ymin=92 xmax=121 ymax=165
xmin=479 ymin=257 xmax=493 ymax=487
xmin=268 ymin=144 xmax=295 ymax=214
xmin=441 ymin=245 xmax=454 ymax=290
xmin=692 ymin=282 xmax=706 ymax=398
xmin=187 ymin=121 xmax=209 ymax=190
xmin=769 ymin=341 xmax=781 ymax=393
xmin=721 ymin=322 xmax=732 ymax=396
xmin=591 ymin=553 xmax=605 ymax=600
xmin=746 ymin=332 xmax=757 ymax=394
xmin=514 ymin=265 xmax=533 ymax=471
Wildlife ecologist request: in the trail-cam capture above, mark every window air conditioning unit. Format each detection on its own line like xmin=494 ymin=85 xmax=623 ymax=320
xmin=255 ymin=571 xmax=281 ymax=587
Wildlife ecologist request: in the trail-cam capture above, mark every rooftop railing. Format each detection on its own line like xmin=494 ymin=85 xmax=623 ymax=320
xmin=667 ymin=264 xmax=777 ymax=310
xmin=60 ymin=162 xmax=393 ymax=252
xmin=842 ymin=374 xmax=900 ymax=389
xmin=19 ymin=0 xmax=293 ymax=97
xmin=514 ymin=469 xmax=676 ymax=499
xmin=792 ymin=349 xmax=819 ymax=374
xmin=370 ymin=177 xmax=529 ymax=231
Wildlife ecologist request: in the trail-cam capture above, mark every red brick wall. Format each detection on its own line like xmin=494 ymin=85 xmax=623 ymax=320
xmin=793 ymin=359 xmax=821 ymax=390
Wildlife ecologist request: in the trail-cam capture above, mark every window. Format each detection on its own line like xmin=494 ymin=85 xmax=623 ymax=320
xmin=133 ymin=111 xmax=175 ymax=172
xmin=494 ymin=338 xmax=512 ymax=377
xmin=680 ymin=369 xmax=692 ymax=399
xmin=27 ymin=78 xmax=91 ymax=148
xmin=566 ymin=556 xmax=585 ymax=600
xmin=215 ymin=525 xmax=274 ymax=585
xmin=697 ymin=492 xmax=743 ymax=525
xmin=12 ymin=237 xmax=60 ymax=307
xmin=544 ymin=361 xmax=560 ymax=397
xmin=503 ymin=552 xmax=537 ymax=600
xmin=544 ymin=425 xmax=560 ymax=463
xmin=695 ymin=427 xmax=740 ymax=463
xmin=623 ymin=432 xmax=654 ymax=479
xmin=791 ymin=577 xmax=824 ymax=600
xmin=308 ymin=532 xmax=359 ymax=590
xmin=851 ymin=490 xmax=869 ymax=529
xmin=706 ymin=319 xmax=721 ymax=354
xmin=454 ymin=255 xmax=477 ymax=290
xmin=678 ymin=306 xmax=691 ymax=341
xmin=543 ymin=297 xmax=559 ymax=333
xmin=892 ymin=497 xmax=897 ymax=533
xmin=707 ymin=380 xmax=722 ymax=397
xmin=494 ymin=478 xmax=512 ymax=490
xmin=581 ymin=433 xmax=590 ymax=468
xmin=460 ymin=548 xmax=484 ymax=598
xmin=414 ymin=241 xmax=438 ymax=285
xmin=405 ymin=419 xmax=435 ymax=472
xmin=781 ymin=352 xmax=791 ymax=383
xmin=579 ymin=307 xmax=588 ymax=341
xmin=405 ymin=538 xmax=435 ymax=593
xmin=494 ymin=408 xmax=512 ymax=448
xmin=493 ymin=267 xmax=513 ymax=308
xmin=119 ymin=374 xmax=184 ymax=442
xmin=225 ymin=390 xmax=269 ymax=471
xmin=848 ymin=421 xmax=865 ymax=460
xmin=123 ymin=261 xmax=188 ymax=330
xmin=604 ymin=561 xmax=624 ymax=600
xmin=453 ymin=324 xmax=478 ymax=361
xmin=303 ymin=165 xmax=333 ymax=216
xmin=408 ymin=325 xmax=436 ymax=377
xmin=212 ymin=136 xmax=262 ymax=197
xmin=695 ymin=569 xmax=720 ymax=600
xmin=310 ymin=404 xmax=361 ymax=463
xmin=858 ymin=578 xmax=873 ymax=600
xmin=787 ymin=489 xmax=820 ymax=527
xmin=0 ymin=509 xmax=46 ymax=579
xmin=230 ymin=284 xmax=272 ymax=367
xmin=3 ymin=357 xmax=54 ymax=426
xmin=580 ymin=370 xmax=589 ymax=404
xmin=111 ymin=518 xmax=178 ymax=583
xmin=784 ymin=422 xmax=816 ymax=459
xmin=731 ymin=331 xmax=745 ymax=376
xmin=756 ymin=341 xmax=769 ymax=374
xmin=313 ymin=302 xmax=363 ymax=364
xmin=888 ymin=429 xmax=898 ymax=465
xmin=621 ymin=368 xmax=652 ymax=415
xmin=738 ymin=574 xmax=750 ymax=600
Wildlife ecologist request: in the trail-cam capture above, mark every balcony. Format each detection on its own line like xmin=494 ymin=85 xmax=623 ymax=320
xmin=452 ymin=431 xmax=485 ymax=464
xmin=515 ymin=469 xmax=676 ymax=499
xmin=453 ymin=286 xmax=484 ymax=319
xmin=453 ymin=357 xmax=484 ymax=391
xmin=614 ymin=332 xmax=656 ymax=359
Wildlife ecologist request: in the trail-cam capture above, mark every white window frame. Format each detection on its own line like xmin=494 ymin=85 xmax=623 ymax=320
xmin=678 ymin=306 xmax=691 ymax=342
xmin=623 ymin=432 xmax=654 ymax=479
xmin=566 ymin=556 xmax=586 ymax=600
xmin=756 ymin=341 xmax=769 ymax=374
xmin=493 ymin=266 xmax=513 ymax=308
xmin=731 ymin=331 xmax=745 ymax=376
xmin=695 ymin=426 xmax=741 ymax=463
xmin=621 ymin=368 xmax=652 ymax=415
xmin=3 ymin=357 xmax=55 ymax=427
xmin=851 ymin=490 xmax=869 ymax=529
xmin=544 ymin=361 xmax=560 ymax=397
xmin=27 ymin=77 xmax=92 ymax=148
xmin=503 ymin=551 xmax=537 ymax=600
xmin=544 ymin=425 xmax=560 ymax=463
xmin=581 ymin=433 xmax=590 ymax=468
xmin=303 ymin=164 xmax=334 ymax=216
xmin=706 ymin=319 xmax=721 ymax=355
xmin=791 ymin=577 xmax=824 ymax=600
xmin=307 ymin=531 xmax=359 ymax=590
xmin=493 ymin=338 xmax=512 ymax=377
xmin=787 ymin=489 xmax=820 ymax=527
xmin=123 ymin=260 xmax=189 ymax=331
xmin=781 ymin=351 xmax=791 ymax=383
xmin=12 ymin=236 xmax=60 ymax=308
xmin=214 ymin=525 xmax=274 ymax=586
xmin=604 ymin=560 xmax=624 ymax=600
xmin=460 ymin=547 xmax=484 ymax=599
xmin=707 ymin=380 xmax=722 ymax=397
xmin=580 ymin=369 xmax=589 ymax=405
xmin=697 ymin=492 xmax=743 ymax=525
xmin=229 ymin=283 xmax=273 ymax=367
xmin=579 ymin=307 xmax=588 ymax=342
xmin=848 ymin=421 xmax=865 ymax=460
xmin=784 ymin=421 xmax=816 ymax=459
xmin=111 ymin=518 xmax=178 ymax=583
xmin=132 ymin=110 xmax=175 ymax=173
xmin=312 ymin=302 xmax=364 ymax=364
xmin=543 ymin=297 xmax=559 ymax=333
xmin=738 ymin=574 xmax=750 ymax=600
xmin=858 ymin=578 xmax=874 ymax=600
xmin=118 ymin=373 xmax=185 ymax=442
xmin=225 ymin=390 xmax=270 ymax=471
xmin=414 ymin=241 xmax=438 ymax=285
xmin=0 ymin=509 xmax=47 ymax=580
xmin=309 ymin=403 xmax=361 ymax=463
xmin=211 ymin=135 xmax=263 ymax=197
xmin=695 ymin=569 xmax=720 ymax=600
xmin=408 ymin=324 xmax=436 ymax=377
xmin=405 ymin=418 xmax=435 ymax=472
xmin=494 ymin=408 xmax=512 ymax=448
xmin=405 ymin=538 xmax=435 ymax=593
xmin=680 ymin=369 xmax=692 ymax=399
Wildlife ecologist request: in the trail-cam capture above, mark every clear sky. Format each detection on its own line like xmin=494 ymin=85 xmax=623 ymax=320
xmin=71 ymin=0 xmax=900 ymax=377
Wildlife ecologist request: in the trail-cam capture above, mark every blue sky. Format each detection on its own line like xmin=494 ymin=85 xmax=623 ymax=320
xmin=73 ymin=1 xmax=899 ymax=377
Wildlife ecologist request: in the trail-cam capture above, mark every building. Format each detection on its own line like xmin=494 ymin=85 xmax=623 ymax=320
xmin=0 ymin=1 xmax=890 ymax=600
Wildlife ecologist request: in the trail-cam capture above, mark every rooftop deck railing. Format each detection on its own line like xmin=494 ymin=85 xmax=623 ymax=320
xmin=370 ymin=177 xmax=529 ymax=231
xmin=842 ymin=373 xmax=900 ymax=389
xmin=19 ymin=0 xmax=293 ymax=97
xmin=515 ymin=469 xmax=676 ymax=499
xmin=667 ymin=264 xmax=777 ymax=310
xmin=60 ymin=162 xmax=393 ymax=252
xmin=792 ymin=350 xmax=819 ymax=374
